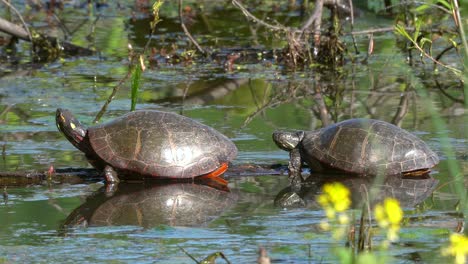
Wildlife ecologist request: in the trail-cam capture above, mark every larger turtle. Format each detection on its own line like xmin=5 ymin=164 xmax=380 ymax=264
xmin=273 ymin=119 xmax=439 ymax=186
xmin=56 ymin=108 xmax=237 ymax=183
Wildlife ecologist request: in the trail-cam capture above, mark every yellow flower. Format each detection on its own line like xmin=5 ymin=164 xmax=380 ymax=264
xmin=385 ymin=199 xmax=403 ymax=225
xmin=374 ymin=198 xmax=403 ymax=228
xmin=374 ymin=198 xmax=403 ymax=242
xmin=442 ymin=233 xmax=468 ymax=264
xmin=317 ymin=182 xmax=351 ymax=215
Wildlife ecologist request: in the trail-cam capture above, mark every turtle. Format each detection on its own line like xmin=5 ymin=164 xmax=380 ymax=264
xmin=56 ymin=108 xmax=237 ymax=184
xmin=272 ymin=118 xmax=439 ymax=187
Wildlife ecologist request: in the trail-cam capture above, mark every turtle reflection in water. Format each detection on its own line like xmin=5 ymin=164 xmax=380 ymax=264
xmin=63 ymin=183 xmax=237 ymax=228
xmin=275 ymin=174 xmax=439 ymax=209
xmin=273 ymin=119 xmax=439 ymax=187
xmin=56 ymin=108 xmax=237 ymax=184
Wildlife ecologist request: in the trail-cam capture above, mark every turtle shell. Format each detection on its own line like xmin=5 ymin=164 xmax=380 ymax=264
xmin=299 ymin=119 xmax=439 ymax=175
xmin=87 ymin=110 xmax=237 ymax=178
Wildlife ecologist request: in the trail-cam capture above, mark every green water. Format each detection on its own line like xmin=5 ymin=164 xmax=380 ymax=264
xmin=0 ymin=1 xmax=466 ymax=263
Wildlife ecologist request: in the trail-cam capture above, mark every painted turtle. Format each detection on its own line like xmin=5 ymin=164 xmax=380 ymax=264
xmin=273 ymin=119 xmax=439 ymax=186
xmin=56 ymin=108 xmax=237 ymax=183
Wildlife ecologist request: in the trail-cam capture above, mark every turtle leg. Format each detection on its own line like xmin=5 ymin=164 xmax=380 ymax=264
xmin=104 ymin=165 xmax=120 ymax=183
xmin=103 ymin=166 xmax=119 ymax=196
xmin=288 ymin=148 xmax=303 ymax=190
xmin=198 ymin=163 xmax=228 ymax=185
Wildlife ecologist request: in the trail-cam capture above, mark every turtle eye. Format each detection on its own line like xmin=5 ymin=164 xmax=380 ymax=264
xmin=70 ymin=122 xmax=76 ymax=130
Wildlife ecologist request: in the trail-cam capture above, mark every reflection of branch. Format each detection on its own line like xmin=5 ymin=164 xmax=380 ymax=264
xmin=434 ymin=80 xmax=465 ymax=104
xmin=311 ymin=84 xmax=332 ymax=127
xmin=231 ymin=0 xmax=287 ymax=32
xmin=391 ymin=92 xmax=409 ymax=126
xmin=241 ymin=84 xmax=307 ymax=128
xmin=150 ymin=79 xmax=248 ymax=105
xmin=179 ymin=0 xmax=206 ymax=55
xmin=300 ymin=0 xmax=323 ymax=33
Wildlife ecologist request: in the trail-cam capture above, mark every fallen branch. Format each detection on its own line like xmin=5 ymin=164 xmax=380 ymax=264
xmin=0 ymin=17 xmax=93 ymax=57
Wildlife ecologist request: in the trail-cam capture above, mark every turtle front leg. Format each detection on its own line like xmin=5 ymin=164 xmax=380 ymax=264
xmin=104 ymin=165 xmax=120 ymax=183
xmin=288 ymin=148 xmax=303 ymax=190
xmin=103 ymin=166 xmax=120 ymax=196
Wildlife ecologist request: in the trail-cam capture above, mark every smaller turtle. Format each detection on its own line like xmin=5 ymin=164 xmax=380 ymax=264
xmin=273 ymin=119 xmax=439 ymax=187
xmin=56 ymin=108 xmax=237 ymax=184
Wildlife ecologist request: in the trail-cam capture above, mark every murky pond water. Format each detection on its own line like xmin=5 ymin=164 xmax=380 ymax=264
xmin=0 ymin=1 xmax=466 ymax=263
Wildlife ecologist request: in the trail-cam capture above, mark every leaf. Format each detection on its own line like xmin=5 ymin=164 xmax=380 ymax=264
xmin=130 ymin=60 xmax=142 ymax=111
xmin=150 ymin=0 xmax=164 ymax=31
xmin=419 ymin=37 xmax=433 ymax=49
xmin=394 ymin=25 xmax=412 ymax=41
xmin=413 ymin=20 xmax=422 ymax=43
xmin=436 ymin=0 xmax=452 ymax=10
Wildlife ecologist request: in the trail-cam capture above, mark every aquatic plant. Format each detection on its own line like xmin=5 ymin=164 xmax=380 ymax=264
xmin=317 ymin=183 xmax=405 ymax=262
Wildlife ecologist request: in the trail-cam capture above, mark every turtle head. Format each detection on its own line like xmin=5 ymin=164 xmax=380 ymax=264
xmin=272 ymin=131 xmax=304 ymax=151
xmin=56 ymin=108 xmax=89 ymax=152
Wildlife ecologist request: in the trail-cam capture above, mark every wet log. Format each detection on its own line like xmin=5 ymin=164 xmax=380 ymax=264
xmin=0 ymin=164 xmax=287 ymax=187
xmin=0 ymin=168 xmax=102 ymax=186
